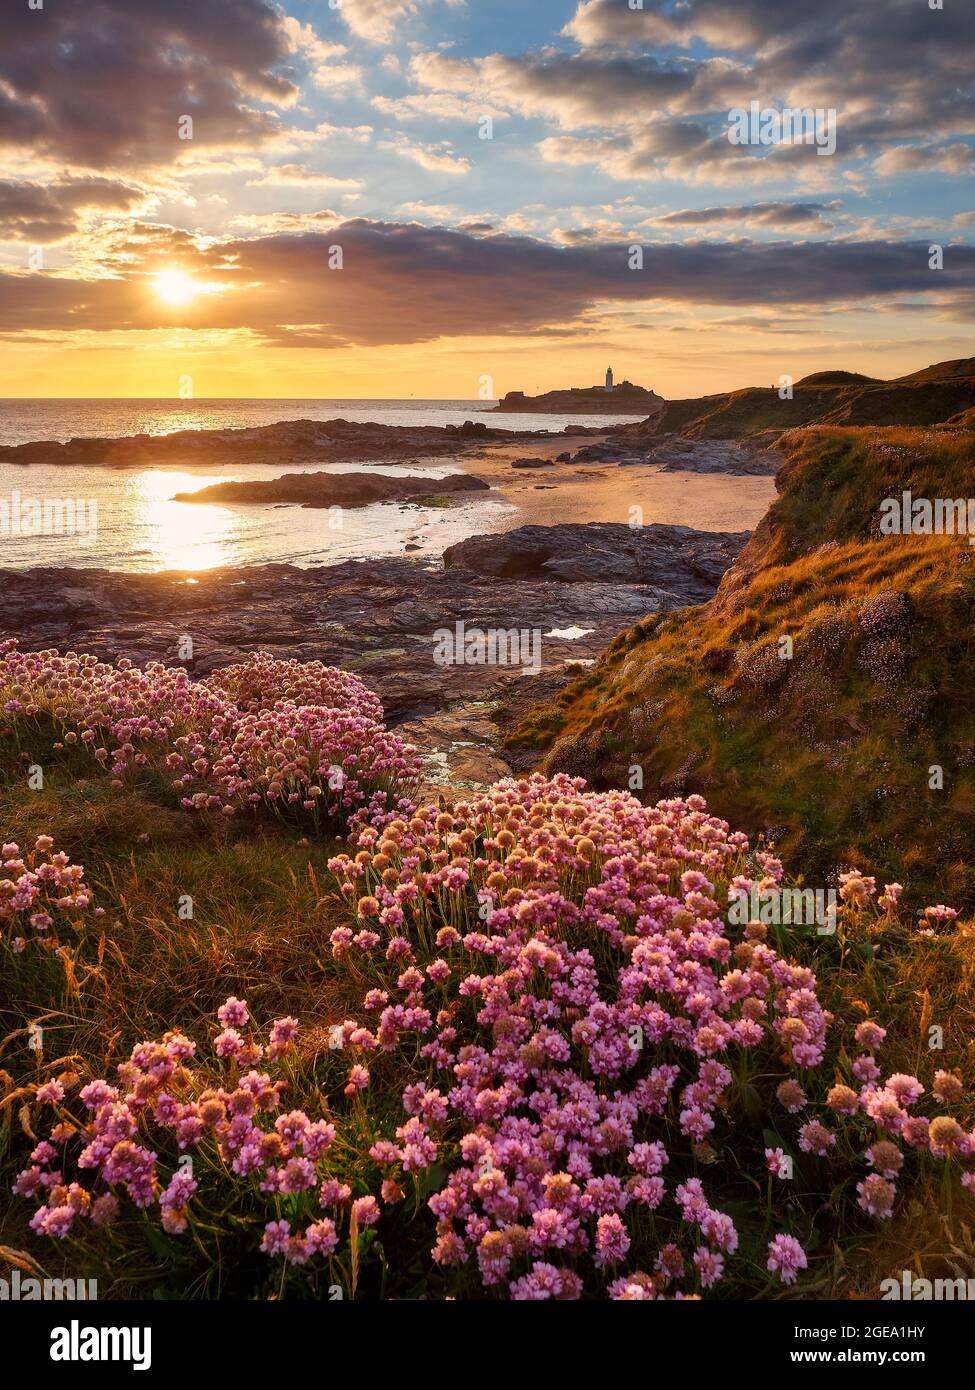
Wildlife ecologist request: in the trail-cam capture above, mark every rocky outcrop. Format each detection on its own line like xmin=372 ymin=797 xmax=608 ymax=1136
xmin=174 ymin=471 xmax=489 ymax=508
xmin=443 ymin=522 xmax=749 ymax=601
xmin=495 ymin=383 xmax=665 ymax=415
xmin=563 ymin=437 xmax=779 ymax=474
xmin=510 ymin=457 xmax=555 ymax=469
xmin=0 ymin=418 xmax=547 ymax=469
xmin=0 ymin=519 xmax=748 ymax=729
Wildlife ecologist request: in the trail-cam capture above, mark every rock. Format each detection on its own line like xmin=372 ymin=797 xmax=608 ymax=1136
xmin=173 ymin=471 xmax=489 ymax=509
xmin=0 ymin=525 xmax=743 ymax=730
xmin=0 ymin=417 xmax=547 ymax=469
xmin=494 ymin=383 xmax=666 ymax=416
xmin=561 ymin=437 xmax=780 ymax=475
xmin=443 ymin=522 xmax=751 ymax=604
xmin=510 ymin=457 xmax=555 ymax=469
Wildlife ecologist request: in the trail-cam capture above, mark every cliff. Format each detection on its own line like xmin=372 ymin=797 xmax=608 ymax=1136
xmin=619 ymin=357 xmax=975 ymax=440
xmin=511 ymin=421 xmax=975 ymax=907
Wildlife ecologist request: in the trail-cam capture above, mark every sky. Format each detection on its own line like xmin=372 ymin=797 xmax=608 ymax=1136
xmin=0 ymin=0 xmax=972 ymax=400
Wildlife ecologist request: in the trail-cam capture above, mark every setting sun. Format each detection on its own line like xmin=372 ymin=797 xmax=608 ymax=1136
xmin=153 ymin=268 xmax=197 ymax=306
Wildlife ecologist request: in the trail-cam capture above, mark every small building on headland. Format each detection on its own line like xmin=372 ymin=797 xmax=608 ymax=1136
xmin=494 ymin=371 xmax=664 ymax=415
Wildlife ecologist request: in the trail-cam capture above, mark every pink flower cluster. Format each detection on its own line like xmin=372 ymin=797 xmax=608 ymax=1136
xmin=178 ymin=700 xmax=418 ymax=824
xmin=13 ymin=773 xmax=972 ymax=1299
xmin=325 ymin=775 xmax=842 ymax=1297
xmin=203 ymin=651 xmax=383 ymax=723
xmin=14 ymin=998 xmax=355 ymax=1270
xmin=0 ymin=834 xmax=99 ymax=952
xmin=838 ymin=867 xmax=961 ymax=937
xmin=0 ymin=641 xmax=417 ymax=829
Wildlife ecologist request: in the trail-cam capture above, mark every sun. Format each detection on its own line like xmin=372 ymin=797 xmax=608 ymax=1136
xmin=153 ymin=269 xmax=198 ymax=306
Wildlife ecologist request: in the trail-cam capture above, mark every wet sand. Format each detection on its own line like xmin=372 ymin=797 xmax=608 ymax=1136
xmin=462 ymin=433 xmax=777 ymax=535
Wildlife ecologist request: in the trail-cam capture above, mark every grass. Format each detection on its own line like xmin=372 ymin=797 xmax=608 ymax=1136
xmin=649 ymin=369 xmax=975 ymax=440
xmin=512 ymin=426 xmax=975 ymax=909
xmin=416 ymin=494 xmax=457 ymax=508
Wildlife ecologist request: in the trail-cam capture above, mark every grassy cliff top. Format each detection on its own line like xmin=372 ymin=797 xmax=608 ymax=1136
xmin=513 ymin=424 xmax=975 ymax=907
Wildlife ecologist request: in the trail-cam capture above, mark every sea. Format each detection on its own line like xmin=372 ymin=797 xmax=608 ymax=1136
xmin=0 ymin=398 xmax=755 ymax=574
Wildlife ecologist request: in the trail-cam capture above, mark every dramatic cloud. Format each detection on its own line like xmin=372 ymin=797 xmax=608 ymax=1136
xmin=0 ymin=0 xmax=970 ymax=385
xmin=405 ymin=3 xmax=975 ymax=182
xmin=2 ymin=220 xmax=972 ymax=347
xmin=0 ymin=177 xmax=152 ymax=242
xmin=0 ymin=0 xmax=298 ymax=168
xmin=408 ymin=51 xmax=738 ymax=129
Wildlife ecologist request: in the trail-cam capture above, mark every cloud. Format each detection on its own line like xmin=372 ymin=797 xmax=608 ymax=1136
xmin=536 ymin=126 xmax=844 ymax=187
xmin=340 ymin=0 xmax=440 ymax=46
xmin=227 ymin=210 xmax=343 ymax=234
xmin=279 ymin=17 xmax=348 ymax=69
xmin=2 ymin=220 xmax=972 ymax=348
xmin=0 ymin=177 xmax=153 ymax=242
xmin=652 ymin=202 xmax=838 ymax=230
xmin=403 ymin=3 xmax=975 ymax=185
xmin=0 ymin=0 xmax=300 ymax=170
xmin=246 ymin=165 xmax=363 ymax=190
xmin=874 ymin=144 xmax=975 ymax=176
xmin=398 ymin=202 xmax=460 ymax=221
xmin=373 ymin=92 xmax=506 ymax=123
xmin=408 ymin=51 xmax=732 ymax=129
xmin=381 ymin=135 xmax=471 ymax=175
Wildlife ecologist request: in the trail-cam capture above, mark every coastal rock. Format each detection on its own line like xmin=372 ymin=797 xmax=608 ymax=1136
xmin=564 ymin=437 xmax=779 ymax=475
xmin=0 ymin=525 xmax=747 ymax=727
xmin=495 ymin=382 xmax=665 ymax=416
xmin=444 ymin=420 xmax=491 ymax=438
xmin=0 ymin=417 xmax=547 ymax=469
xmin=443 ymin=523 xmax=750 ymax=603
xmin=174 ymin=471 xmax=489 ymax=509
xmin=510 ymin=457 xmax=555 ymax=469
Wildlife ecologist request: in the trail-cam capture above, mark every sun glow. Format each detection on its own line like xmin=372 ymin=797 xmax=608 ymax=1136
xmin=153 ymin=269 xmax=198 ymax=306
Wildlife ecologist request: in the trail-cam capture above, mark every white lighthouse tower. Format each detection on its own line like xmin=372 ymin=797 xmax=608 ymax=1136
xmin=604 ymin=366 xmax=614 ymax=392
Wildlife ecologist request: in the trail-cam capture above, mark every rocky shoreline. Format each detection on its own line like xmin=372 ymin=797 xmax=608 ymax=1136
xmin=0 ymin=521 xmax=749 ymax=792
xmin=0 ymin=414 xmax=781 ymax=481
xmin=0 ymin=417 xmax=558 ymax=470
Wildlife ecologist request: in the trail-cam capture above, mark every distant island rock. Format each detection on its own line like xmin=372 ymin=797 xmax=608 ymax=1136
xmin=174 ymin=470 xmax=489 ymax=509
xmin=494 ymin=370 xmax=666 ymax=416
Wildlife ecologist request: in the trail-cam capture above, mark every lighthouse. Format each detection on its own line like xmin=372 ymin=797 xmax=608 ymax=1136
xmin=604 ymin=366 xmax=614 ymax=392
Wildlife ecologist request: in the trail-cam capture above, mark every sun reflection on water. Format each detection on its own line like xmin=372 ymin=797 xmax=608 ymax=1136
xmin=129 ymin=471 xmax=241 ymax=570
